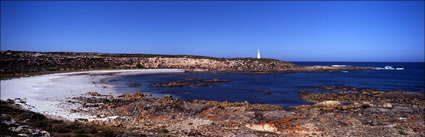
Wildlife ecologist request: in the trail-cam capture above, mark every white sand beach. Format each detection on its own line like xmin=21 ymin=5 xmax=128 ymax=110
xmin=0 ymin=69 xmax=186 ymax=120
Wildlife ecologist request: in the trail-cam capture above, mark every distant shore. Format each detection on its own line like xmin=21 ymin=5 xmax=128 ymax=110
xmin=1 ymin=51 xmax=370 ymax=80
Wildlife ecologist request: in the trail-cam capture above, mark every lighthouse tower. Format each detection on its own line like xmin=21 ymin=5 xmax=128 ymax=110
xmin=257 ymin=49 xmax=261 ymax=59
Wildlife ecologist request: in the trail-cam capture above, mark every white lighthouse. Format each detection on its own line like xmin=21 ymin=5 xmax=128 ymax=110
xmin=257 ymin=49 xmax=261 ymax=59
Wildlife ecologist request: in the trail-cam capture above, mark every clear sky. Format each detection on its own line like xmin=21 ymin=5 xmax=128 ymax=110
xmin=1 ymin=1 xmax=424 ymax=62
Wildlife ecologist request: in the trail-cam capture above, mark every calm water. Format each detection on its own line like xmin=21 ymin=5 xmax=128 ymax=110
xmin=109 ymin=62 xmax=424 ymax=106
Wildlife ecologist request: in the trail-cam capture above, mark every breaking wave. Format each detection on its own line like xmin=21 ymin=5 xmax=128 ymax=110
xmin=374 ymin=66 xmax=404 ymax=70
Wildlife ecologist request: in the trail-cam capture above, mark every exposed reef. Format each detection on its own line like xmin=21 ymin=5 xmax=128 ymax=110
xmin=152 ymin=78 xmax=231 ymax=87
xmin=1 ymin=51 xmax=370 ymax=79
xmin=62 ymin=89 xmax=424 ymax=136
xmin=299 ymin=86 xmax=425 ymax=106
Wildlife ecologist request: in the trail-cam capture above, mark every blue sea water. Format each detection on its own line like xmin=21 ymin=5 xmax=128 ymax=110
xmin=109 ymin=62 xmax=424 ymax=106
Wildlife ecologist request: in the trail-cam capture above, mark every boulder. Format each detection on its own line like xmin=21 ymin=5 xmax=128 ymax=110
xmin=87 ymin=92 xmax=101 ymax=96
xmin=75 ymin=118 xmax=88 ymax=122
xmin=261 ymin=111 xmax=293 ymax=121
xmin=182 ymin=102 xmax=209 ymax=113
xmin=245 ymin=123 xmax=278 ymax=133
xmin=341 ymin=118 xmax=362 ymax=127
xmin=40 ymin=130 xmax=51 ymax=137
xmin=124 ymin=91 xmax=144 ymax=99
xmin=383 ymin=103 xmax=392 ymax=108
xmin=163 ymin=94 xmax=173 ymax=99
xmin=313 ymin=101 xmax=341 ymax=108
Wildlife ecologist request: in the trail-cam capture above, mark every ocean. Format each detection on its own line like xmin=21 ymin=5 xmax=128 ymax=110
xmin=108 ymin=62 xmax=424 ymax=106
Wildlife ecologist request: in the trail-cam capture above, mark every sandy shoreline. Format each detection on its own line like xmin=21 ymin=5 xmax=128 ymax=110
xmin=0 ymin=69 xmax=186 ymax=120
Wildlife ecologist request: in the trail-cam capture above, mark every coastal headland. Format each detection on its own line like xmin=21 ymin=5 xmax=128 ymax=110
xmin=1 ymin=51 xmax=369 ymax=79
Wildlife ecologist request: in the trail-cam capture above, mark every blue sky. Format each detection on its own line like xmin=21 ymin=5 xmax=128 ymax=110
xmin=1 ymin=1 xmax=424 ymax=62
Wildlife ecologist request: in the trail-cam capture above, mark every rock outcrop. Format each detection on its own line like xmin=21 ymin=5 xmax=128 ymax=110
xmin=65 ymin=91 xmax=424 ymax=136
xmin=299 ymin=86 xmax=425 ymax=106
xmin=2 ymin=87 xmax=424 ymax=136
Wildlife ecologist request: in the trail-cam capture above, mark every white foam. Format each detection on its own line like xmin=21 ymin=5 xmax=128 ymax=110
xmin=374 ymin=66 xmax=404 ymax=71
xmin=331 ymin=65 xmax=347 ymax=67
xmin=384 ymin=66 xmax=395 ymax=70
xmin=0 ymin=69 xmax=186 ymax=120
xmin=395 ymin=68 xmax=404 ymax=70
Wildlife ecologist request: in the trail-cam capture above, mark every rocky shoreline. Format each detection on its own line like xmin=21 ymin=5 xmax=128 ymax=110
xmin=1 ymin=86 xmax=425 ymax=137
xmin=73 ymin=90 xmax=424 ymax=136
xmin=3 ymin=86 xmax=422 ymax=136
xmin=299 ymin=86 xmax=425 ymax=106
xmin=1 ymin=51 xmax=370 ymax=79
